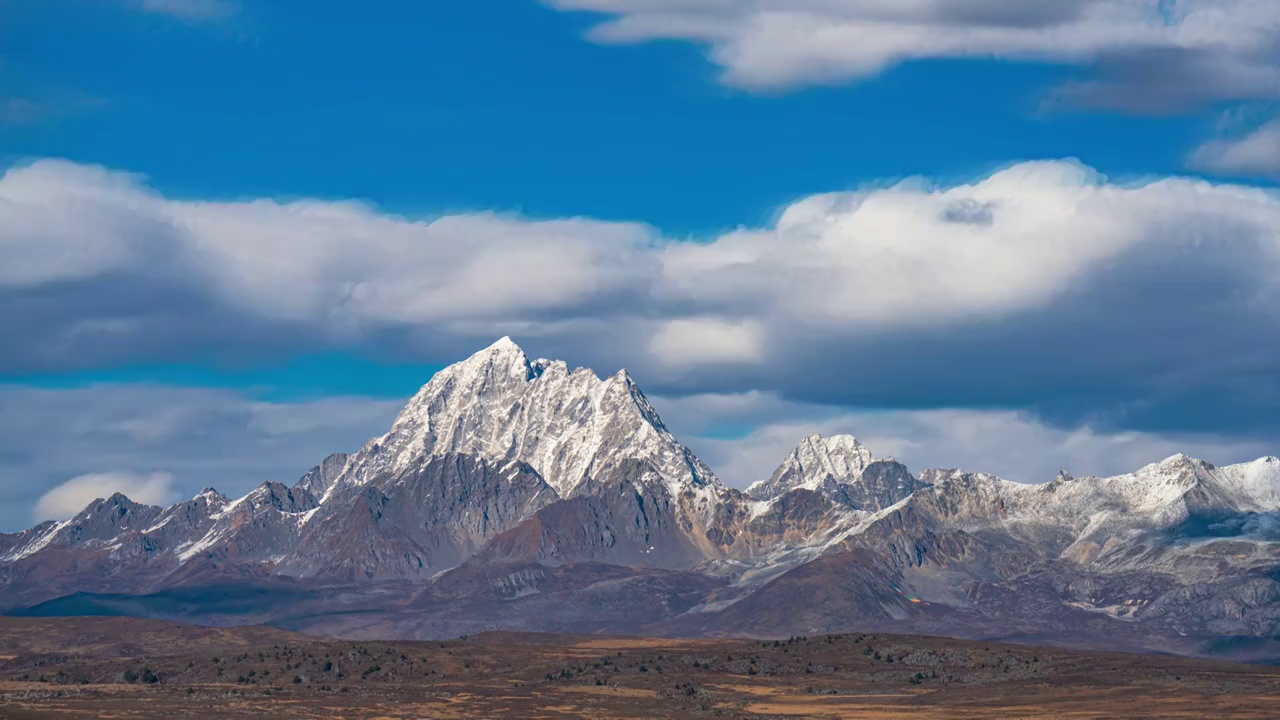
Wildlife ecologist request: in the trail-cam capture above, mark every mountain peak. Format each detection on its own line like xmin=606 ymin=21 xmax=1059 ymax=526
xmin=486 ymin=335 xmax=523 ymax=353
xmin=1131 ymin=453 xmax=1210 ymax=480
xmin=458 ymin=335 xmax=533 ymax=377
xmin=796 ymin=432 xmax=875 ymax=469
xmin=335 ymin=339 xmax=718 ymax=499
xmin=747 ymin=432 xmax=876 ymax=500
xmin=747 ymin=432 xmax=926 ymax=510
xmin=1159 ymin=452 xmax=1199 ymax=467
xmin=803 ymin=432 xmax=867 ymax=452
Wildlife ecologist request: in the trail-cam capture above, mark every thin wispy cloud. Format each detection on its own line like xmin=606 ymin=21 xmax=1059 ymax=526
xmin=0 ymin=95 xmax=105 ymax=126
xmin=137 ymin=0 xmax=238 ymax=21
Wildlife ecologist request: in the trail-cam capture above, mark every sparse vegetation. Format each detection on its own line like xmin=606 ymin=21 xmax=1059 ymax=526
xmin=0 ymin=618 xmax=1277 ymax=718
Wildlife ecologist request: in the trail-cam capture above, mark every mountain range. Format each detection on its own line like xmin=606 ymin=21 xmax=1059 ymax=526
xmin=3 ymin=338 xmax=1279 ymax=662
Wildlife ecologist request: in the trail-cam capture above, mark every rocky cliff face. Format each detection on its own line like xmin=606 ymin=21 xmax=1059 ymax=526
xmin=286 ymin=453 xmax=560 ymax=580
xmin=2 ymin=339 xmax=1278 ymax=662
xmin=294 ymin=453 xmax=350 ymax=499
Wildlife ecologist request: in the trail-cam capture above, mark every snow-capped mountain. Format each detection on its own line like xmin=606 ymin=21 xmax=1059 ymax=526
xmin=747 ymin=433 xmax=927 ymax=511
xmin=329 ymin=337 xmax=718 ymax=501
xmin=748 ymin=433 xmax=876 ymax=498
xmin=1 ymin=338 xmax=1278 ymax=662
xmin=0 ymin=339 xmax=742 ymax=595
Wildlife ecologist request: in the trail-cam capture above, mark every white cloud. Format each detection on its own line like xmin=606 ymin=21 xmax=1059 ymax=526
xmin=13 ymin=156 xmax=1276 ymax=340
xmin=658 ymin=160 xmax=1163 ymax=328
xmin=3 ymin=157 xmax=1280 ymax=439
xmin=657 ymin=392 xmax=1277 ymax=489
xmin=649 ymin=317 xmax=764 ymax=367
xmin=546 ymin=0 xmax=1280 ymax=108
xmin=0 ymin=160 xmax=653 ymax=331
xmin=33 ymin=471 xmax=177 ymax=522
xmin=1190 ymin=117 xmax=1280 ymax=179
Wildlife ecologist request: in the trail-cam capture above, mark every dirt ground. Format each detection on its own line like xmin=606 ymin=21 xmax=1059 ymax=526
xmin=1 ymin=617 xmax=1278 ymax=718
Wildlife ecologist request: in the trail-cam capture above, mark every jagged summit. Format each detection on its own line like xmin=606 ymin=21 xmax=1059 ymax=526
xmin=747 ymin=433 xmax=925 ymax=511
xmin=747 ymin=433 xmax=873 ymax=498
xmin=1153 ymin=453 xmax=1202 ymax=470
xmin=331 ymin=337 xmax=718 ymax=500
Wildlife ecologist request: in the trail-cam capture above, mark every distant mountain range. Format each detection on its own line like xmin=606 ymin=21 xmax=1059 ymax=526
xmin=4 ymin=338 xmax=1279 ymax=662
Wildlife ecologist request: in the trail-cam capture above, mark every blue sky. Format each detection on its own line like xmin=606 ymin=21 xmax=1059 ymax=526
xmin=2 ymin=0 xmax=1280 ymax=529
xmin=1 ymin=0 xmax=1241 ymax=235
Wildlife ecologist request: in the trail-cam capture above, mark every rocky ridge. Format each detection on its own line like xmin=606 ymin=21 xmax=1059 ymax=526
xmin=2 ymin=338 xmax=1278 ymax=661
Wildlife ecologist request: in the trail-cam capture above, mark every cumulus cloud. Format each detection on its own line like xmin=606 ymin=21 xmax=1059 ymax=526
xmin=0 ymin=159 xmax=655 ymax=371
xmin=1190 ymin=117 xmax=1280 ymax=179
xmin=546 ymin=0 xmax=1280 ymax=110
xmin=3 ymin=157 xmax=1280 ymax=440
xmin=33 ymin=471 xmax=177 ymax=522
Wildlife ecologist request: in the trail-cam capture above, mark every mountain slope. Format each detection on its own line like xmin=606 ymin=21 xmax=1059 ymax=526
xmin=2 ymin=338 xmax=1278 ymax=662
xmin=0 ymin=338 xmax=742 ymax=605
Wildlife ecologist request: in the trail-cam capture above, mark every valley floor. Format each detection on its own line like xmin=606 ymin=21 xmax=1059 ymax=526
xmin=1 ymin=618 xmax=1278 ymax=718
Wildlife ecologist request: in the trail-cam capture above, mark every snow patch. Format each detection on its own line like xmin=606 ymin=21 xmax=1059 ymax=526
xmin=3 ymin=519 xmax=72 ymax=562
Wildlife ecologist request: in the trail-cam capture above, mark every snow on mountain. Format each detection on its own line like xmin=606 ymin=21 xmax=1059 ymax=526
xmin=1 ymin=338 xmax=730 ymax=582
xmin=1 ymin=521 xmax=68 ymax=563
xmin=174 ymin=481 xmax=317 ymax=563
xmin=3 ymin=338 xmax=1279 ymax=653
xmin=747 ymin=433 xmax=926 ymax=512
xmin=1197 ymin=455 xmax=1280 ymax=513
xmin=748 ymin=434 xmax=874 ymax=499
xmin=328 ymin=337 xmax=720 ymax=501
xmin=1011 ymin=453 xmax=1280 ymax=527
xmin=907 ymin=453 xmax=1280 ymax=570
